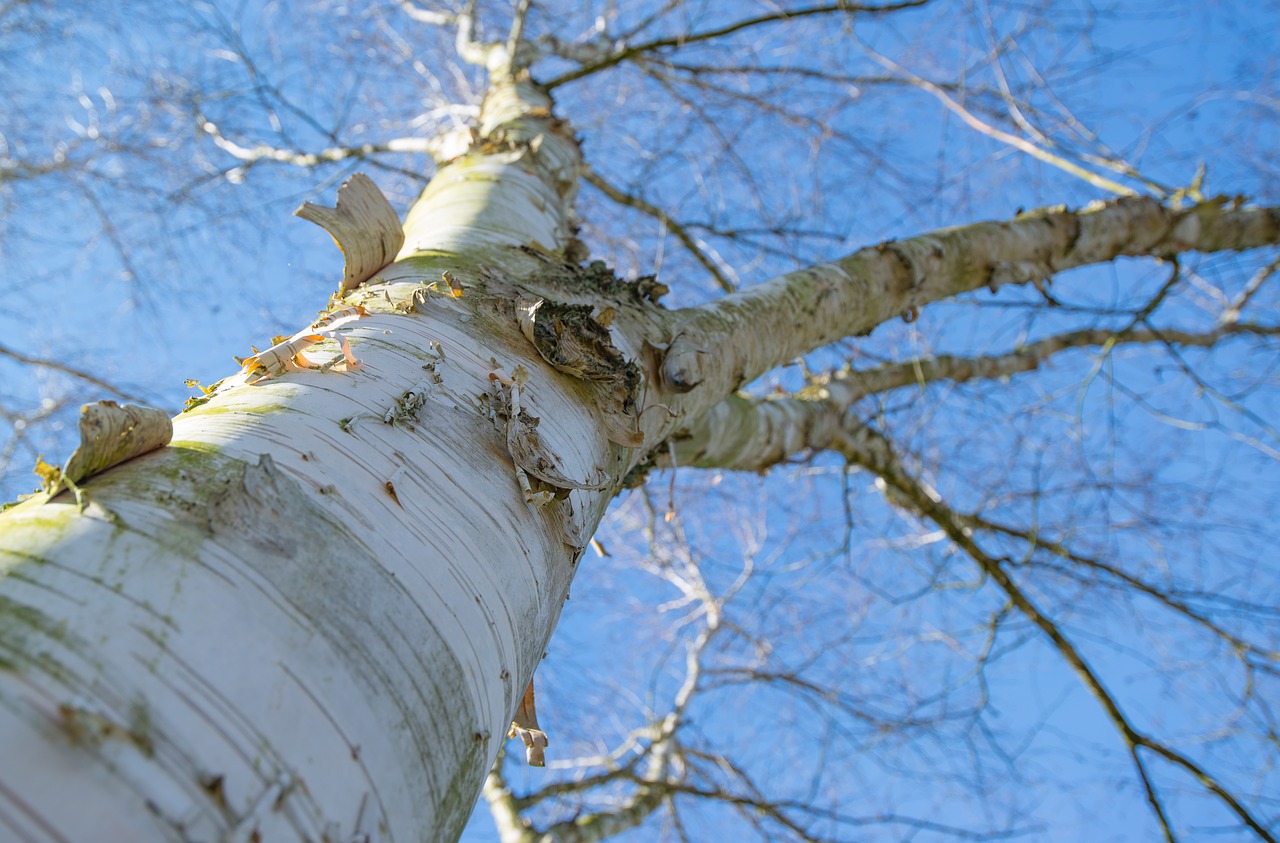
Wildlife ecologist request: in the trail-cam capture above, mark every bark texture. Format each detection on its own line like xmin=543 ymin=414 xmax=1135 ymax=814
xmin=0 ymin=75 xmax=627 ymax=843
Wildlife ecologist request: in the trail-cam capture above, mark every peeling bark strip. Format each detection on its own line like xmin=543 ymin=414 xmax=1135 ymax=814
xmin=658 ymin=197 xmax=1280 ymax=402
xmin=509 ymin=679 xmax=548 ymax=767
xmin=237 ymin=305 xmax=368 ymax=383
xmin=34 ymin=401 xmax=172 ymax=496
xmin=295 ymin=173 xmax=405 ymax=295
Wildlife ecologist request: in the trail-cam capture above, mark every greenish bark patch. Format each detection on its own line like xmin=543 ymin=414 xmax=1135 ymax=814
xmin=179 ymin=400 xmax=294 ymax=419
xmin=0 ymin=592 xmax=66 ymax=676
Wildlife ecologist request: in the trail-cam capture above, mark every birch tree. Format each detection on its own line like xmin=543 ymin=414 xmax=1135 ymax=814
xmin=2 ymin=2 xmax=1278 ymax=842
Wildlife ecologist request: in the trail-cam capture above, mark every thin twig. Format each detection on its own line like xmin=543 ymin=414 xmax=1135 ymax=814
xmin=584 ymin=167 xmax=737 ymax=292
xmin=543 ymin=1 xmax=931 ymax=89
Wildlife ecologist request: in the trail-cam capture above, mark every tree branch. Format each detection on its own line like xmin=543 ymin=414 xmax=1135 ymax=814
xmin=396 ymin=0 xmax=457 ymax=26
xmin=200 ymin=120 xmax=441 ymax=166
xmin=960 ymin=514 xmax=1280 ymax=672
xmin=857 ymin=42 xmax=1144 ymax=197
xmin=482 ymin=751 xmax=536 ymax=843
xmin=837 ymin=422 xmax=1277 ymax=842
xmin=656 ymin=197 xmax=1280 ymax=405
xmin=542 ymin=1 xmax=931 ymax=90
xmin=0 ymin=342 xmax=152 ymax=406
xmin=659 ymin=774 xmax=1035 ymax=841
xmin=663 ymin=321 xmax=1279 ymax=472
xmin=487 ymin=493 xmax=749 ymax=842
xmin=584 ymin=167 xmax=737 ymax=292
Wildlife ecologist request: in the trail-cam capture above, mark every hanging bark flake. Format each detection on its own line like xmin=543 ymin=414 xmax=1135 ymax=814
xmin=236 ymin=306 xmax=367 ymax=384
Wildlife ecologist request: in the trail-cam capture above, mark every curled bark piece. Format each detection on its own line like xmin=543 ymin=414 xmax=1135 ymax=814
xmin=295 ymin=173 xmax=405 ymax=295
xmin=490 ymin=369 xmax=609 ymax=505
xmin=509 ymin=679 xmax=548 ymax=767
xmin=507 ymin=407 xmax=608 ymax=493
xmin=35 ymin=401 xmax=172 ymax=496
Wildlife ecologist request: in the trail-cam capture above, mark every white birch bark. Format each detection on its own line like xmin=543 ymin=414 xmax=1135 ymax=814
xmin=0 ymin=77 xmax=621 ymax=843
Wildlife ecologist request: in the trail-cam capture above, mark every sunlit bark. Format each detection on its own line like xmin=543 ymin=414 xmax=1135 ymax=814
xmin=0 ymin=74 xmax=621 ymax=843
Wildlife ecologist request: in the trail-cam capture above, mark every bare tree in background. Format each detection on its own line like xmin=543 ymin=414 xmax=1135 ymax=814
xmin=1 ymin=1 xmax=1278 ymax=842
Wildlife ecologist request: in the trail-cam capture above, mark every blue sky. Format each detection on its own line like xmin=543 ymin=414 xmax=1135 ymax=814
xmin=2 ymin=1 xmax=1279 ymax=840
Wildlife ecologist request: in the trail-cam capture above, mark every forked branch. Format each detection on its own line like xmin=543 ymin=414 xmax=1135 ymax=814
xmin=838 ymin=423 xmax=1277 ymax=843
xmin=662 ymin=320 xmax=1280 ymax=472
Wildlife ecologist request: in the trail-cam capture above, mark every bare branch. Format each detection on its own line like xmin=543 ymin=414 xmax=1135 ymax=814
xmin=0 ymin=342 xmax=152 ymax=406
xmin=857 ymin=41 xmax=1142 ymax=197
xmin=543 ymin=1 xmax=932 ymax=89
xmin=657 ymin=197 xmax=1280 ymax=404
xmin=961 ymin=514 xmax=1280 ymax=672
xmin=584 ymin=167 xmax=737 ymax=292
xmin=839 ymin=321 xmax=1279 ymax=400
xmin=506 ymin=0 xmax=534 ymax=73
xmin=200 ymin=121 xmax=440 ymax=166
xmin=451 ymin=0 xmax=490 ymax=67
xmin=663 ymin=320 xmax=1279 ymax=473
xmin=396 ymin=0 xmax=458 ymax=26
xmin=1222 ymin=255 xmax=1280 ymax=324
xmin=482 ymin=751 xmax=536 ymax=843
xmin=839 ymin=422 xmax=1277 ymax=842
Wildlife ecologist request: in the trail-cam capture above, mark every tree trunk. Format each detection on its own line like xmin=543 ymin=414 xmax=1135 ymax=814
xmin=0 ymin=76 xmax=636 ymax=843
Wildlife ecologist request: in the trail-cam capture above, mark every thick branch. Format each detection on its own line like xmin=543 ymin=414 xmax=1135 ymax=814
xmin=532 ymin=787 xmax=667 ymax=843
xmin=657 ymin=197 xmax=1280 ymax=404
xmin=482 ymin=752 xmax=535 ymax=843
xmin=665 ymin=321 xmax=1278 ymax=472
xmin=396 ymin=0 xmax=456 ymax=26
